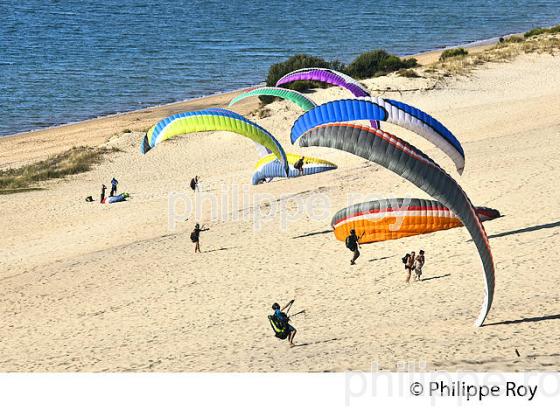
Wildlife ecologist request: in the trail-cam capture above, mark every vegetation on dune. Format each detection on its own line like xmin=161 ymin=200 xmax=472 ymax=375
xmin=260 ymin=24 xmax=560 ymax=101
xmin=430 ymin=27 xmax=560 ymax=78
xmin=439 ymin=47 xmax=469 ymax=61
xmin=524 ymin=27 xmax=548 ymax=38
xmin=262 ymin=54 xmax=337 ymax=103
xmin=500 ymin=35 xmax=524 ymax=43
xmin=0 ymin=146 xmax=118 ymax=194
xmin=262 ymin=50 xmax=417 ymax=104
xmin=345 ymin=50 xmax=417 ymax=79
xmin=397 ymin=68 xmax=421 ymax=78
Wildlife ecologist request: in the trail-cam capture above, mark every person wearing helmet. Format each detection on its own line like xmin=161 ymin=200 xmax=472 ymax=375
xmin=271 ymin=301 xmax=297 ymax=347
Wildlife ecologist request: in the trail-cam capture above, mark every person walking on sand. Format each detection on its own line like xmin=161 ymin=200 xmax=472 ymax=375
xmin=272 ymin=301 xmax=297 ymax=347
xmin=190 ymin=176 xmax=199 ymax=192
xmin=405 ymin=251 xmax=416 ymax=283
xmin=110 ymin=177 xmax=119 ymax=196
xmin=293 ymin=156 xmax=305 ymax=176
xmin=190 ymin=223 xmax=209 ymax=253
xmin=414 ymin=250 xmax=425 ymax=281
xmin=100 ymin=184 xmax=107 ymax=203
xmin=346 ymin=229 xmax=363 ymax=265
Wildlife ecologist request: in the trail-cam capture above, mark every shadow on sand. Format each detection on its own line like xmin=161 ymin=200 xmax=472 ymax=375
xmin=368 ymin=255 xmax=394 ymax=262
xmin=292 ymin=229 xmax=332 ymax=239
xmin=485 ymin=313 xmax=560 ymax=327
xmin=292 ymin=338 xmax=341 ymax=348
xmin=420 ymin=273 xmax=451 ymax=282
xmin=204 ymin=247 xmax=237 ymax=253
xmin=482 ymin=220 xmax=560 ymax=240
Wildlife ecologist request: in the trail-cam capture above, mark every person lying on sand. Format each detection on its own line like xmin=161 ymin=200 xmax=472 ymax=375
xmin=293 ymin=156 xmax=305 ymax=176
xmin=190 ymin=223 xmax=209 ymax=253
xmin=272 ymin=301 xmax=297 ymax=347
xmin=405 ymin=251 xmax=416 ymax=283
xmin=346 ymin=229 xmax=363 ymax=265
xmin=414 ymin=250 xmax=425 ymax=281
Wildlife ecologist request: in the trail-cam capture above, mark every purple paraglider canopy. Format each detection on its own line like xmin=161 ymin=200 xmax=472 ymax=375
xmin=276 ymin=68 xmax=379 ymax=128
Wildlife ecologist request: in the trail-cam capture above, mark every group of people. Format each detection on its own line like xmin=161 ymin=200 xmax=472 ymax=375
xmin=85 ymin=178 xmax=119 ymax=203
xmin=403 ymin=250 xmax=425 ymax=282
xmin=100 ymin=178 xmax=119 ymax=202
xmin=344 ymin=230 xmax=427 ymax=282
xmin=187 ymin=175 xmax=210 ymax=253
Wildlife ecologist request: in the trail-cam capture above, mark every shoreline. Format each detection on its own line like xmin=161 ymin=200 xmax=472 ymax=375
xmin=0 ymin=29 xmax=533 ymax=168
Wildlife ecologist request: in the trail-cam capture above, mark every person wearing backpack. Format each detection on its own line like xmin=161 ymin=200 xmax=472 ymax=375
xmin=270 ymin=301 xmax=297 ymax=347
xmin=190 ymin=176 xmax=199 ymax=192
xmin=190 ymin=223 xmax=209 ymax=253
xmin=404 ymin=251 xmax=416 ymax=283
xmin=345 ymin=229 xmax=363 ymax=265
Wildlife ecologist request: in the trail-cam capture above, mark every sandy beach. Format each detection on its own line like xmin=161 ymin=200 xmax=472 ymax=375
xmin=1 ymin=43 xmax=559 ymax=372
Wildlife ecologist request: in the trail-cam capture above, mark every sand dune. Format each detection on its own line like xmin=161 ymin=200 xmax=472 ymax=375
xmin=1 ymin=53 xmax=559 ymax=372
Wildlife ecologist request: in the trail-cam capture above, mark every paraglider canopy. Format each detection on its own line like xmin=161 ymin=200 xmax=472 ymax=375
xmin=141 ymin=108 xmax=289 ymax=176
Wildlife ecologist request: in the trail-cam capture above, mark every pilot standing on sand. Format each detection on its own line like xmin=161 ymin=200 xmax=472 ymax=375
xmin=110 ymin=177 xmax=119 ymax=196
xmin=100 ymin=184 xmax=107 ymax=203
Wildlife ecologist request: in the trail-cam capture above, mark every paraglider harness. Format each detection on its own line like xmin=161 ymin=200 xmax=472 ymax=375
xmin=190 ymin=225 xmax=207 ymax=243
xmin=268 ymin=300 xmax=304 ymax=340
xmin=345 ymin=232 xmax=365 ymax=252
xmin=402 ymin=253 xmax=411 ymax=265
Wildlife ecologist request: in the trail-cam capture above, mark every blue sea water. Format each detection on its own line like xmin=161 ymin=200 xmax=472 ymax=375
xmin=0 ymin=0 xmax=559 ymax=137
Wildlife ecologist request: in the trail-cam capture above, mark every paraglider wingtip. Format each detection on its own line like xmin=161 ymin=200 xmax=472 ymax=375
xmin=140 ymin=134 xmax=152 ymax=154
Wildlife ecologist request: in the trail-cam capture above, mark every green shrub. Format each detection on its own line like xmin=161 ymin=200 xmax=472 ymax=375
xmin=345 ymin=49 xmax=417 ymax=79
xmin=548 ymin=24 xmax=560 ymax=34
xmin=439 ymin=48 xmax=469 ymax=61
xmin=524 ymin=27 xmax=548 ymax=38
xmin=262 ymin=54 xmax=335 ymax=103
xmin=261 ymin=50 xmax=417 ymax=104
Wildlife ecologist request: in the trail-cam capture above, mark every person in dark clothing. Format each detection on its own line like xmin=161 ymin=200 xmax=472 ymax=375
xmin=190 ymin=176 xmax=199 ymax=192
xmin=345 ymin=229 xmax=363 ymax=265
xmin=293 ymin=156 xmax=305 ymax=176
xmin=190 ymin=223 xmax=209 ymax=253
xmin=272 ymin=301 xmax=297 ymax=347
xmin=100 ymin=184 xmax=107 ymax=203
xmin=110 ymin=178 xmax=119 ymax=196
